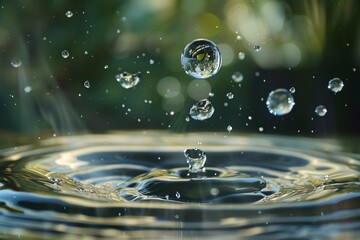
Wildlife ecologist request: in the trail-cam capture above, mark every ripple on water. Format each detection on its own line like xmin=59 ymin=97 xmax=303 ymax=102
xmin=1 ymin=132 xmax=360 ymax=239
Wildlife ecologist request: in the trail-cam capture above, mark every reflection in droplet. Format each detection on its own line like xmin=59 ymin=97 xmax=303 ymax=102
xmin=115 ymin=71 xmax=141 ymax=89
xmin=315 ymin=105 xmax=327 ymax=117
xmin=328 ymin=78 xmax=344 ymax=94
xmin=189 ymin=99 xmax=214 ymax=121
xmin=266 ymin=89 xmax=295 ymax=116
xmin=181 ymin=39 xmax=222 ymax=79
xmin=184 ymin=148 xmax=206 ymax=173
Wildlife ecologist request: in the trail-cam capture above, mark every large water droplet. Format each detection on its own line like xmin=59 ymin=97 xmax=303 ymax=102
xmin=11 ymin=58 xmax=22 ymax=68
xmin=181 ymin=39 xmax=222 ymax=79
xmin=231 ymin=72 xmax=243 ymax=83
xmin=184 ymin=148 xmax=206 ymax=173
xmin=189 ymin=99 xmax=215 ymax=120
xmin=65 ymin=11 xmax=73 ymax=18
xmin=315 ymin=105 xmax=327 ymax=117
xmin=266 ymin=89 xmax=295 ymax=116
xmin=115 ymin=71 xmax=141 ymax=89
xmin=61 ymin=50 xmax=69 ymax=59
xmin=328 ymin=78 xmax=344 ymax=93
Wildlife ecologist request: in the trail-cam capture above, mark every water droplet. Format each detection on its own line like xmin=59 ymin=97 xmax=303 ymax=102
xmin=11 ymin=58 xmax=22 ymax=68
xmin=149 ymin=59 xmax=154 ymax=64
xmin=315 ymin=105 xmax=327 ymax=117
xmin=328 ymin=78 xmax=344 ymax=93
xmin=115 ymin=71 xmax=141 ymax=89
xmin=238 ymin=52 xmax=245 ymax=60
xmin=236 ymin=35 xmax=242 ymax=41
xmin=208 ymin=92 xmax=214 ymax=97
xmin=185 ymin=116 xmax=190 ymax=122
xmin=24 ymin=86 xmax=32 ymax=93
xmin=254 ymin=45 xmax=261 ymax=51
xmin=184 ymin=148 xmax=206 ymax=173
xmin=65 ymin=11 xmax=73 ymax=18
xmin=175 ymin=191 xmax=180 ymax=199
xmin=259 ymin=127 xmax=264 ymax=132
xmin=189 ymin=99 xmax=214 ymax=121
xmin=289 ymin=87 xmax=295 ymax=93
xmin=84 ymin=80 xmax=90 ymax=89
xmin=210 ymin=188 xmax=219 ymax=196
xmin=266 ymin=89 xmax=295 ymax=116
xmin=227 ymin=125 xmax=232 ymax=132
xmin=231 ymin=72 xmax=243 ymax=83
xmin=61 ymin=50 xmax=69 ymax=58
xmin=226 ymin=92 xmax=234 ymax=99
xmin=181 ymin=39 xmax=222 ymax=79
xmin=104 ymin=65 xmax=108 ymax=69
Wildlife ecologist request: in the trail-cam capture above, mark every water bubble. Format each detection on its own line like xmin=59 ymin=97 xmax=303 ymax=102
xmin=328 ymin=78 xmax=344 ymax=93
xmin=61 ymin=50 xmax=69 ymax=58
xmin=227 ymin=125 xmax=232 ymax=132
xmin=115 ymin=71 xmax=141 ymax=89
xmin=266 ymin=89 xmax=295 ymax=116
xmin=11 ymin=58 xmax=22 ymax=68
xmin=65 ymin=11 xmax=73 ymax=18
xmin=238 ymin=52 xmax=245 ymax=60
xmin=184 ymin=148 xmax=206 ymax=173
xmin=189 ymin=99 xmax=214 ymax=121
xmin=181 ymin=39 xmax=222 ymax=79
xmin=226 ymin=92 xmax=234 ymax=99
xmin=315 ymin=105 xmax=327 ymax=117
xmin=254 ymin=45 xmax=261 ymax=51
xmin=84 ymin=80 xmax=90 ymax=89
xmin=231 ymin=72 xmax=243 ymax=83
xmin=289 ymin=87 xmax=295 ymax=93
xmin=24 ymin=86 xmax=32 ymax=93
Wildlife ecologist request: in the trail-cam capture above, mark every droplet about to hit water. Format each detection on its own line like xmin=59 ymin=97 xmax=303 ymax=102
xmin=328 ymin=78 xmax=344 ymax=94
xmin=181 ymin=39 xmax=221 ymax=79
xmin=184 ymin=148 xmax=206 ymax=173
xmin=84 ymin=80 xmax=90 ymax=89
xmin=238 ymin=52 xmax=245 ymax=60
xmin=11 ymin=58 xmax=22 ymax=68
xmin=231 ymin=72 xmax=243 ymax=83
xmin=115 ymin=71 xmax=141 ymax=89
xmin=315 ymin=105 xmax=327 ymax=117
xmin=61 ymin=50 xmax=69 ymax=58
xmin=254 ymin=45 xmax=261 ymax=51
xmin=189 ymin=99 xmax=215 ymax=121
xmin=65 ymin=11 xmax=73 ymax=18
xmin=266 ymin=89 xmax=295 ymax=116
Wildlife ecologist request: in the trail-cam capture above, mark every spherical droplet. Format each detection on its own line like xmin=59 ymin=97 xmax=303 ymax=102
xmin=328 ymin=78 xmax=344 ymax=93
xmin=115 ymin=71 xmax=141 ymax=89
xmin=266 ymin=89 xmax=295 ymax=116
xmin=238 ymin=52 xmax=245 ymax=60
xmin=226 ymin=92 xmax=234 ymax=99
xmin=24 ymin=86 xmax=32 ymax=93
xmin=61 ymin=50 xmax=69 ymax=58
xmin=181 ymin=39 xmax=222 ymax=79
xmin=315 ymin=105 xmax=327 ymax=117
xmin=65 ymin=11 xmax=73 ymax=18
xmin=11 ymin=58 xmax=22 ymax=68
xmin=189 ymin=99 xmax=214 ymax=121
xmin=184 ymin=148 xmax=206 ymax=173
xmin=289 ymin=87 xmax=295 ymax=93
xmin=84 ymin=80 xmax=90 ymax=89
xmin=227 ymin=125 xmax=232 ymax=132
xmin=254 ymin=45 xmax=261 ymax=51
xmin=231 ymin=72 xmax=243 ymax=83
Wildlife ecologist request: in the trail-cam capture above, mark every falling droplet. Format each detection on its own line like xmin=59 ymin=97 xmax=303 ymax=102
xmin=226 ymin=92 xmax=234 ymax=99
xmin=238 ymin=52 xmax=245 ymax=60
xmin=289 ymin=87 xmax=295 ymax=93
xmin=254 ymin=45 xmax=261 ymax=51
xmin=84 ymin=80 xmax=90 ymax=89
xmin=266 ymin=89 xmax=295 ymax=116
xmin=231 ymin=72 xmax=243 ymax=83
xmin=11 ymin=58 xmax=22 ymax=68
xmin=227 ymin=125 xmax=232 ymax=132
xmin=115 ymin=71 xmax=141 ymax=89
xmin=189 ymin=99 xmax=214 ymax=121
xmin=175 ymin=191 xmax=180 ymax=199
xmin=328 ymin=78 xmax=344 ymax=94
xmin=61 ymin=50 xmax=69 ymax=59
xmin=184 ymin=148 xmax=206 ymax=173
xmin=315 ymin=105 xmax=327 ymax=117
xmin=181 ymin=39 xmax=222 ymax=79
xmin=149 ymin=59 xmax=154 ymax=64
xmin=24 ymin=86 xmax=32 ymax=93
xmin=65 ymin=11 xmax=73 ymax=18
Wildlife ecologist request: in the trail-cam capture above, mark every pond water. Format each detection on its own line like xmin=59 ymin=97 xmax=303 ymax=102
xmin=1 ymin=132 xmax=360 ymax=239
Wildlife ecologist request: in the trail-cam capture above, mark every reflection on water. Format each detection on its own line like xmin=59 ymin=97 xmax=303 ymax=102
xmin=1 ymin=132 xmax=360 ymax=239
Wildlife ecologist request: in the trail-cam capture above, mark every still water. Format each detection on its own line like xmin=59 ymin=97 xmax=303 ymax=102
xmin=1 ymin=132 xmax=360 ymax=239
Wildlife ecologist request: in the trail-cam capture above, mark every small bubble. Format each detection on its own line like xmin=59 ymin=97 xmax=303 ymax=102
xmin=175 ymin=191 xmax=180 ymax=199
xmin=328 ymin=78 xmax=344 ymax=94
xmin=65 ymin=11 xmax=73 ymax=18
xmin=226 ymin=92 xmax=234 ymax=99
xmin=11 ymin=58 xmax=22 ymax=68
xmin=266 ymin=89 xmax=295 ymax=116
xmin=315 ymin=105 xmax=327 ymax=117
xmin=184 ymin=148 xmax=206 ymax=173
xmin=115 ymin=71 xmax=141 ymax=89
xmin=231 ymin=72 xmax=243 ymax=83
xmin=61 ymin=50 xmax=69 ymax=58
xmin=84 ymin=80 xmax=90 ymax=89
xmin=238 ymin=52 xmax=245 ymax=60
xmin=254 ymin=45 xmax=261 ymax=51
xmin=227 ymin=125 xmax=232 ymax=132
xmin=149 ymin=59 xmax=154 ymax=64
xmin=181 ymin=39 xmax=222 ymax=79
xmin=289 ymin=87 xmax=295 ymax=93
xmin=24 ymin=86 xmax=32 ymax=93
xmin=189 ymin=99 xmax=214 ymax=121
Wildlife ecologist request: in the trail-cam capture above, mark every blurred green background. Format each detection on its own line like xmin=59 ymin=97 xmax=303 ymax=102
xmin=0 ymin=0 xmax=359 ymax=137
